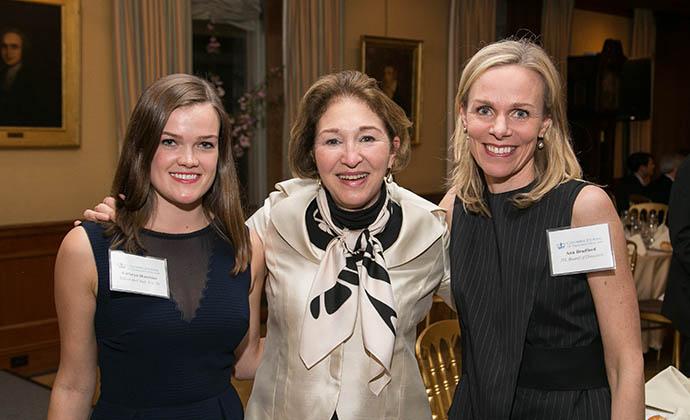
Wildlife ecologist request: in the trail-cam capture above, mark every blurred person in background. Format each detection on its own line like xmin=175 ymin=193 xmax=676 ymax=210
xmin=662 ymin=154 xmax=690 ymax=376
xmin=649 ymin=153 xmax=686 ymax=204
xmin=615 ymin=152 xmax=655 ymax=212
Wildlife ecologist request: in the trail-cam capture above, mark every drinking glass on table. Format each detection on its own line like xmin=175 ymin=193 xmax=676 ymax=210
xmin=647 ymin=213 xmax=659 ymax=247
xmin=649 ymin=212 xmax=659 ymax=230
xmin=621 ymin=210 xmax=631 ymax=236
xmin=640 ymin=213 xmax=659 ymax=248
xmin=641 ymin=223 xmax=653 ymax=248
xmin=630 ymin=211 xmax=641 ymax=236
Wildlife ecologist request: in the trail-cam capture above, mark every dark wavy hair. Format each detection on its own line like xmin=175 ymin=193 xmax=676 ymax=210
xmin=107 ymin=73 xmax=250 ymax=274
xmin=626 ymin=152 xmax=653 ymax=174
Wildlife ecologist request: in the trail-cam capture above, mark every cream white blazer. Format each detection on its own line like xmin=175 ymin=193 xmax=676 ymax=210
xmin=246 ymin=178 xmax=451 ymax=420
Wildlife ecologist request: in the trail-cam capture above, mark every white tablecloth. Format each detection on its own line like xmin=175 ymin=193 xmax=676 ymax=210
xmin=645 ymin=366 xmax=690 ymax=419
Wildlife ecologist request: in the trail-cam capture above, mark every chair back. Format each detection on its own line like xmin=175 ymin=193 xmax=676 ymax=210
xmin=415 ymin=320 xmax=461 ymax=420
xmin=639 ymin=299 xmax=683 ymax=369
xmin=626 ymin=240 xmax=638 ymax=275
xmin=628 ymin=193 xmax=651 ymax=206
xmin=628 ymin=202 xmax=668 ymax=225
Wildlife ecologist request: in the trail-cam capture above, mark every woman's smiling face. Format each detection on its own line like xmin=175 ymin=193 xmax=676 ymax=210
xmin=149 ymin=103 xmax=220 ymax=210
xmin=461 ymin=64 xmax=551 ymax=193
xmin=313 ymin=96 xmax=399 ymax=210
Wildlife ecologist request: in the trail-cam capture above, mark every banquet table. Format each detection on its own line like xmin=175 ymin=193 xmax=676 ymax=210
xmin=634 ymin=249 xmax=673 ymax=351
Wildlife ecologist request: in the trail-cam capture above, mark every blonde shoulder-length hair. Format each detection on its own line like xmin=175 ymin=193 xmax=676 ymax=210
xmin=449 ymin=38 xmax=582 ymax=217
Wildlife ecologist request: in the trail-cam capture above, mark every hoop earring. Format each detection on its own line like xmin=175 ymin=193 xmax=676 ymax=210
xmin=537 ymin=137 xmax=545 ymax=150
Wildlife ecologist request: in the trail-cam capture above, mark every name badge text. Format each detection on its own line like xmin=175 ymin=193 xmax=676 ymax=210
xmin=547 ymin=223 xmax=615 ymax=276
xmin=109 ymin=250 xmax=169 ymax=298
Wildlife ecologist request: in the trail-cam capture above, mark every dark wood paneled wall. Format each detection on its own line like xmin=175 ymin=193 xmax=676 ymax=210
xmin=504 ymin=0 xmax=542 ymax=39
xmin=264 ymin=0 xmax=285 ymax=192
xmin=652 ymin=12 xmax=690 ymax=159
xmin=0 ymin=221 xmax=71 ymax=375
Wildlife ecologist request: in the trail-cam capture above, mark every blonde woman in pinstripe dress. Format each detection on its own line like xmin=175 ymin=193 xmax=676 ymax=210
xmin=440 ymin=39 xmax=644 ymax=419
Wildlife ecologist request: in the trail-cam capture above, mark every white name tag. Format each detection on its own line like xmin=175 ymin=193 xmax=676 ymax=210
xmin=109 ymin=249 xmax=169 ymax=298
xmin=547 ymin=223 xmax=615 ymax=276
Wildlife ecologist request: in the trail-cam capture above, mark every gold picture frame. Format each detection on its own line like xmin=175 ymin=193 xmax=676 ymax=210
xmin=361 ymin=35 xmax=422 ymax=145
xmin=0 ymin=0 xmax=80 ymax=148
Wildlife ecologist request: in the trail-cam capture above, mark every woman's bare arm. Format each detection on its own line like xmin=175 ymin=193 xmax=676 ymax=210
xmin=233 ymin=229 xmax=266 ymax=379
xmin=573 ymin=185 xmax=644 ymax=420
xmin=47 ymin=227 xmax=99 ymax=420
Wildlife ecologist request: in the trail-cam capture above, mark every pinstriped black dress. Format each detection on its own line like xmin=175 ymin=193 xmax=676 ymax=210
xmin=448 ymin=180 xmax=611 ymax=419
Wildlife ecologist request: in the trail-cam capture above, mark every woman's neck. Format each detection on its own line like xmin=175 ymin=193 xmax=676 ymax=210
xmin=326 ymin=184 xmax=387 ymax=230
xmin=145 ymin=196 xmax=210 ymax=233
xmin=485 ymin=161 xmax=536 ymax=194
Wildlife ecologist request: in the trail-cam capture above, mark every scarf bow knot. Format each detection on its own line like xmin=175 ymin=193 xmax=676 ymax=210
xmin=299 ymin=188 xmax=398 ymax=395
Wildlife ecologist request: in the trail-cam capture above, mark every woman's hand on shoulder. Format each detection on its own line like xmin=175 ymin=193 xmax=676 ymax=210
xmin=439 ymin=188 xmax=457 ymax=227
xmin=75 ymin=196 xmax=118 ymax=226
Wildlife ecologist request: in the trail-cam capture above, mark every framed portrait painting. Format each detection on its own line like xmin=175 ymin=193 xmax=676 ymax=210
xmin=361 ymin=35 xmax=422 ymax=145
xmin=0 ymin=0 xmax=80 ymax=148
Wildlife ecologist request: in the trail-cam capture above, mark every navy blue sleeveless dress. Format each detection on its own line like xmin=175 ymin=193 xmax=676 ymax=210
xmin=449 ymin=181 xmax=611 ymax=419
xmin=82 ymin=221 xmax=250 ymax=420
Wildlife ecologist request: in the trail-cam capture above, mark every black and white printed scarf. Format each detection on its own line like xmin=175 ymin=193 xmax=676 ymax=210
xmin=299 ymin=186 xmax=401 ymax=395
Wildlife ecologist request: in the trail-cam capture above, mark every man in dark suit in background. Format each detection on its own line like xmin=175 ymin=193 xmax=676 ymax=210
xmin=615 ymin=152 xmax=655 ymax=213
xmin=662 ymin=155 xmax=690 ymax=376
xmin=649 ymin=153 xmax=685 ymax=204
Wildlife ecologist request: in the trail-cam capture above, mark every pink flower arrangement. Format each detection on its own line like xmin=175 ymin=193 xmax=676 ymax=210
xmin=223 ymin=67 xmax=281 ymax=159
xmin=228 ymin=86 xmax=267 ymax=158
xmin=203 ymin=27 xmax=280 ymax=159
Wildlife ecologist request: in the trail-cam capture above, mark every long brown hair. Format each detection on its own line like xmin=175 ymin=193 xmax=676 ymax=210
xmin=107 ymin=73 xmax=250 ymax=273
xmin=449 ymin=39 xmax=582 ymax=217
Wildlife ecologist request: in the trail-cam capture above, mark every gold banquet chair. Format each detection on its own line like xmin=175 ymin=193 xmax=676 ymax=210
xmin=628 ymin=202 xmax=668 ymax=224
xmin=628 ymin=193 xmax=651 ymax=206
xmin=639 ymin=299 xmax=682 ymax=369
xmin=416 ymin=320 xmax=461 ymax=420
xmin=628 ymin=238 xmax=681 ymax=366
xmin=423 ymin=295 xmax=457 ymax=329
